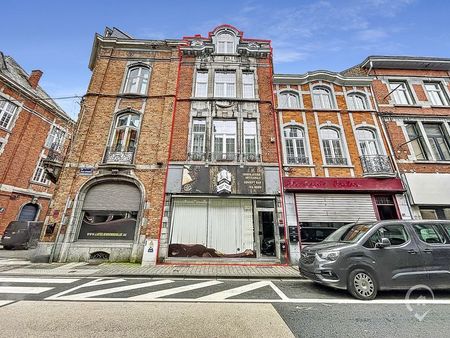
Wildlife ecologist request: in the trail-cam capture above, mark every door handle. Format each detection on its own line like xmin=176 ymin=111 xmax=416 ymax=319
xmin=423 ymin=248 xmax=433 ymax=253
xmin=408 ymin=249 xmax=417 ymax=254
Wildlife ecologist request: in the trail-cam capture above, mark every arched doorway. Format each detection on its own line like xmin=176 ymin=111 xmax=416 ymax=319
xmin=18 ymin=203 xmax=39 ymax=222
xmin=77 ymin=181 xmax=141 ymax=241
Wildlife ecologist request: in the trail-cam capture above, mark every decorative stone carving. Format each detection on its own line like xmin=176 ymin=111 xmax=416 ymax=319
xmin=190 ymin=39 xmax=204 ymax=47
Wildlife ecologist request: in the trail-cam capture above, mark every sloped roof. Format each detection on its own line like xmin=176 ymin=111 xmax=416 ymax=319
xmin=0 ymin=52 xmax=70 ymax=120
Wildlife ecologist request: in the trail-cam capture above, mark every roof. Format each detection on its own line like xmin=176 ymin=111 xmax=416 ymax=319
xmin=0 ymin=53 xmax=71 ymax=120
xmin=360 ymin=55 xmax=450 ymax=71
xmin=274 ymin=70 xmax=372 ymax=86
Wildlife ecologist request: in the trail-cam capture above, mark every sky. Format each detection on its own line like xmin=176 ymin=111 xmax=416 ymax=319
xmin=2 ymin=0 xmax=450 ymax=118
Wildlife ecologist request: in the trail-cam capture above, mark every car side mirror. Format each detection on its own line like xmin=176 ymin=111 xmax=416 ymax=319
xmin=375 ymin=237 xmax=391 ymax=249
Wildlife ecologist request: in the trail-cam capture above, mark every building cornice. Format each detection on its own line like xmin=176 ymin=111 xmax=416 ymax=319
xmin=273 ymin=70 xmax=372 ymax=86
xmin=361 ymin=55 xmax=450 ymax=71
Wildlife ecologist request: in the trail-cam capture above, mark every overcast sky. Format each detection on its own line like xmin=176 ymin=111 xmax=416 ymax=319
xmin=3 ymin=0 xmax=450 ymax=118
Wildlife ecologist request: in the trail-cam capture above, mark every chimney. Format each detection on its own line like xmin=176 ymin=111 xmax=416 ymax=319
xmin=28 ymin=70 xmax=43 ymax=89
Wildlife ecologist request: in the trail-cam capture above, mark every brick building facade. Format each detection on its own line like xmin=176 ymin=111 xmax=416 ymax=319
xmin=274 ymin=71 xmax=405 ymax=263
xmin=0 ymin=53 xmax=74 ymax=234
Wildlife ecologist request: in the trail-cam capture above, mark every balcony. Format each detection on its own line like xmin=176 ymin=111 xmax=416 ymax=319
xmin=242 ymin=153 xmax=260 ymax=162
xmin=188 ymin=152 xmax=207 ymax=161
xmin=324 ymin=156 xmax=348 ymax=166
xmin=286 ymin=156 xmax=309 ymax=165
xmin=360 ymin=155 xmax=395 ymax=177
xmin=211 ymin=152 xmax=239 ymax=162
xmin=43 ymin=146 xmax=64 ymax=184
xmin=103 ymin=147 xmax=135 ymax=165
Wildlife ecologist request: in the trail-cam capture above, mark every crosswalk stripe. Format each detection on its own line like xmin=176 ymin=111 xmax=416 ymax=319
xmin=0 ymin=277 xmax=79 ymax=284
xmin=198 ymin=281 xmax=275 ymax=300
xmin=60 ymin=279 xmax=174 ymax=300
xmin=0 ymin=259 xmax=30 ymax=266
xmin=0 ymin=286 xmax=52 ymax=294
xmin=130 ymin=280 xmax=223 ymax=300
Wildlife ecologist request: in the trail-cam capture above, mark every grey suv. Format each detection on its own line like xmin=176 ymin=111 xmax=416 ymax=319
xmin=299 ymin=220 xmax=450 ymax=300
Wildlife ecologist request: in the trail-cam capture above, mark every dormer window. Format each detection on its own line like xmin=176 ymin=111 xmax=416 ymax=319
xmin=216 ymin=32 xmax=235 ymax=54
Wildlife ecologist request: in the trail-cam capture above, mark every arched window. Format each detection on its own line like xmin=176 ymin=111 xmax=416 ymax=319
xmin=279 ymin=92 xmax=300 ymax=109
xmin=356 ymin=128 xmax=380 ymax=156
xmin=106 ymin=113 xmax=141 ymax=164
xmin=313 ymin=86 xmax=334 ymax=109
xmin=216 ymin=32 xmax=235 ymax=54
xmin=283 ymin=126 xmax=308 ymax=164
xmin=347 ymin=93 xmax=369 ymax=110
xmin=320 ymin=127 xmax=347 ymax=165
xmin=124 ymin=66 xmax=150 ymax=95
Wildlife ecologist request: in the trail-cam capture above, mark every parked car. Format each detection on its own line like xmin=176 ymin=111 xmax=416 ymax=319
xmin=300 ymin=227 xmax=337 ymax=248
xmin=299 ymin=220 xmax=450 ymax=300
xmin=1 ymin=221 xmax=43 ymax=250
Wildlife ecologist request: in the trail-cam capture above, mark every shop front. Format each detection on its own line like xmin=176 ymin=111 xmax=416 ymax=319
xmin=403 ymin=173 xmax=450 ymax=220
xmin=283 ymin=177 xmax=404 ymax=263
xmin=162 ymin=165 xmax=284 ymax=262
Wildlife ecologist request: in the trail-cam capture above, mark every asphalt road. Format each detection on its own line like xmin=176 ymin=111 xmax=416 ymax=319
xmin=1 ymin=275 xmax=449 ymax=337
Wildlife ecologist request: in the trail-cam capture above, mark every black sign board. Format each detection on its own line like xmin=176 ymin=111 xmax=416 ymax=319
xmin=78 ymin=212 xmax=136 ymax=240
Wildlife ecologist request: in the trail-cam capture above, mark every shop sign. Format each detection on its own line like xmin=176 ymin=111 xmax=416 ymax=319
xmin=78 ymin=212 xmax=136 ymax=240
xmin=283 ymin=177 xmax=404 ymax=192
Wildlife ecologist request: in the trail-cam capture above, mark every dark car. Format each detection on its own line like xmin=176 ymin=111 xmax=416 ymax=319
xmin=299 ymin=220 xmax=450 ymax=300
xmin=1 ymin=221 xmax=43 ymax=250
xmin=300 ymin=227 xmax=337 ymax=248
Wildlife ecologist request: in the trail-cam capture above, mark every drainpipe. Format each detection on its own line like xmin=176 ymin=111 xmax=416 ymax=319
xmin=48 ymin=196 xmax=71 ymax=262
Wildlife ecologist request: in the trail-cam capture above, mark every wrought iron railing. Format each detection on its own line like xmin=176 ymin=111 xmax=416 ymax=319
xmin=211 ymin=152 xmax=239 ymax=162
xmin=286 ymin=156 xmax=309 ymax=165
xmin=103 ymin=146 xmax=135 ymax=164
xmin=46 ymin=147 xmax=64 ymax=162
xmin=325 ymin=156 xmax=348 ymax=165
xmin=242 ymin=153 xmax=260 ymax=162
xmin=360 ymin=155 xmax=394 ymax=175
xmin=188 ymin=152 xmax=207 ymax=161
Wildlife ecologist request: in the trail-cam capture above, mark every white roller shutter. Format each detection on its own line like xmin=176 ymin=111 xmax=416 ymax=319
xmin=83 ymin=182 xmax=141 ymax=211
xmin=170 ymin=199 xmax=208 ymax=246
xmin=296 ymin=193 xmax=377 ymax=223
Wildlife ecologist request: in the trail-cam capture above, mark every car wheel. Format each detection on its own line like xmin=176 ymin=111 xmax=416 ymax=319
xmin=348 ymin=269 xmax=378 ymax=300
xmin=2 ymin=245 xmax=13 ymax=250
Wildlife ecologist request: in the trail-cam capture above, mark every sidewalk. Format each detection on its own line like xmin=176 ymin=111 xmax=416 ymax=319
xmin=0 ymin=259 xmax=302 ymax=279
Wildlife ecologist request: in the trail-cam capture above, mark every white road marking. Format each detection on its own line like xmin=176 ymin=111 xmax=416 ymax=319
xmin=53 ymin=262 xmax=88 ymax=270
xmin=198 ymin=281 xmax=278 ymax=300
xmin=53 ymin=279 xmax=174 ymax=300
xmin=130 ymin=280 xmax=223 ymax=300
xmin=0 ymin=259 xmax=30 ymax=266
xmin=0 ymin=286 xmax=52 ymax=294
xmin=46 ymin=278 xmax=126 ymax=300
xmin=0 ymin=277 xmax=79 ymax=284
xmin=0 ymin=300 xmax=14 ymax=307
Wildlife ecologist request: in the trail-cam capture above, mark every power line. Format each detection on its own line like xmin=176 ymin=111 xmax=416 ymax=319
xmin=0 ymin=95 xmax=83 ymax=104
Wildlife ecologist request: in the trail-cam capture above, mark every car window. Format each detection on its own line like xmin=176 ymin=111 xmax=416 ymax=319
xmin=442 ymin=224 xmax=450 ymax=239
xmin=364 ymin=224 xmax=408 ymax=248
xmin=413 ymin=223 xmax=445 ymax=244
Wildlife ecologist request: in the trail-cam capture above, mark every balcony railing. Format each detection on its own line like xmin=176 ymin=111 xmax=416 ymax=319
xmin=286 ymin=156 xmax=309 ymax=165
xmin=211 ymin=152 xmax=239 ymax=162
xmin=360 ymin=155 xmax=394 ymax=176
xmin=103 ymin=147 xmax=135 ymax=165
xmin=188 ymin=152 xmax=207 ymax=161
xmin=325 ymin=156 xmax=348 ymax=165
xmin=242 ymin=153 xmax=260 ymax=162
xmin=47 ymin=147 xmax=64 ymax=163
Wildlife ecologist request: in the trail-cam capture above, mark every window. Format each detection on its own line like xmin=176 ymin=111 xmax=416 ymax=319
xmin=420 ymin=209 xmax=438 ymax=220
xmin=124 ymin=66 xmax=150 ymax=95
xmin=356 ymin=128 xmax=379 ymax=156
xmin=405 ymin=123 xmax=428 ymax=160
xmin=283 ymin=126 xmax=308 ymax=164
xmin=279 ymin=92 xmax=300 ymax=109
xmin=424 ymin=82 xmax=448 ymax=106
xmin=0 ymin=100 xmax=18 ymax=130
xmin=111 ymin=113 xmax=140 ymax=153
xmin=32 ymin=157 xmax=49 ymax=185
xmin=212 ymin=120 xmax=236 ymax=161
xmin=389 ymin=81 xmax=413 ymax=105
xmin=190 ymin=119 xmax=206 ymax=160
xmin=216 ymin=32 xmax=235 ymax=54
xmin=313 ymin=86 xmax=334 ymax=109
xmin=243 ymin=120 xmax=258 ymax=161
xmin=214 ymin=71 xmax=236 ymax=98
xmin=347 ymin=93 xmax=368 ymax=110
xmin=242 ymin=72 xmax=255 ymax=99
xmin=364 ymin=224 xmax=408 ymax=248
xmin=321 ymin=127 xmax=347 ymax=165
xmin=413 ymin=223 xmax=445 ymax=244
xmin=423 ymin=123 xmax=450 ymax=161
xmin=45 ymin=126 xmax=66 ymax=151
xmin=195 ymin=71 xmax=208 ymax=97
xmin=0 ymin=138 xmax=4 ymax=152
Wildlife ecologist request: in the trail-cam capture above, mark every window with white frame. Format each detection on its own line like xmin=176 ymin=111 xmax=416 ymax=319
xmin=195 ymin=71 xmax=208 ymax=97
xmin=347 ymin=93 xmax=369 ymax=110
xmin=45 ymin=125 xmax=66 ymax=151
xmin=313 ymin=86 xmax=334 ymax=109
xmin=212 ymin=120 xmax=236 ymax=161
xmin=190 ymin=119 xmax=206 ymax=160
xmin=32 ymin=157 xmax=49 ymax=185
xmin=320 ymin=127 xmax=347 ymax=165
xmin=243 ymin=120 xmax=258 ymax=161
xmin=279 ymin=92 xmax=300 ymax=109
xmin=242 ymin=72 xmax=255 ymax=99
xmin=356 ymin=128 xmax=380 ymax=156
xmin=424 ymin=82 xmax=448 ymax=106
xmin=0 ymin=100 xmax=18 ymax=130
xmin=110 ymin=113 xmax=140 ymax=153
xmin=0 ymin=138 xmax=5 ymax=152
xmin=389 ymin=81 xmax=413 ymax=105
xmin=124 ymin=66 xmax=150 ymax=95
xmin=283 ymin=126 xmax=308 ymax=164
xmin=405 ymin=121 xmax=450 ymax=161
xmin=214 ymin=71 xmax=236 ymax=98
xmin=405 ymin=123 xmax=428 ymax=160
xmin=423 ymin=123 xmax=450 ymax=161
xmin=216 ymin=32 xmax=235 ymax=54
